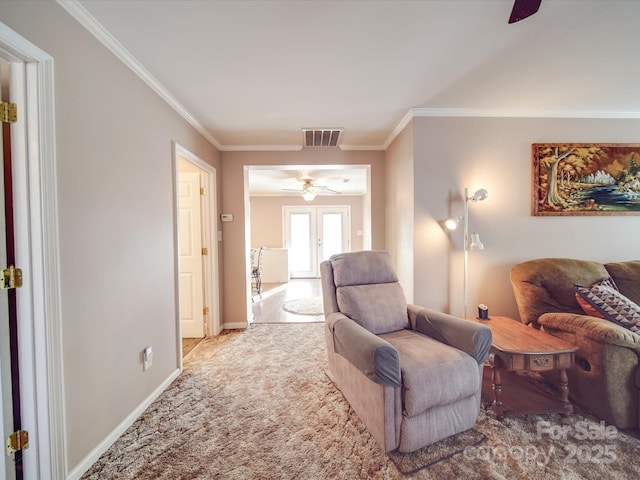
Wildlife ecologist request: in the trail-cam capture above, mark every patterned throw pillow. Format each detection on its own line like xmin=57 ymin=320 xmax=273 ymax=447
xmin=574 ymin=281 xmax=640 ymax=333
xmin=574 ymin=277 xmax=618 ymax=319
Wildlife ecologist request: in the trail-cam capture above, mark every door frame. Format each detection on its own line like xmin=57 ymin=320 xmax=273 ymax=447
xmin=172 ymin=143 xmax=220 ymax=366
xmin=0 ymin=22 xmax=65 ymax=479
xmin=283 ymin=205 xmax=351 ymax=278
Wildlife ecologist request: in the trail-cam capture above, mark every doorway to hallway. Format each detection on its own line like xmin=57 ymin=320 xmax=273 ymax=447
xmin=174 ymin=143 xmax=221 ymax=353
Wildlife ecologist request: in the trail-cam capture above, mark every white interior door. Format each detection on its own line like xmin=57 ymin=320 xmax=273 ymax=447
xmin=284 ymin=206 xmax=350 ymax=278
xmin=178 ymin=172 xmax=205 ymax=338
xmin=0 ymin=59 xmax=16 ymax=480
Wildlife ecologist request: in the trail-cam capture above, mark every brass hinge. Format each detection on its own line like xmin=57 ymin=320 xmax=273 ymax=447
xmin=1 ymin=266 xmax=22 ymax=290
xmin=6 ymin=430 xmax=29 ymax=455
xmin=200 ymin=187 xmax=206 ymax=195
xmin=203 ymin=307 xmax=209 ymax=315
xmin=201 ymin=247 xmax=208 ymax=256
xmin=1 ymin=101 xmax=17 ymax=124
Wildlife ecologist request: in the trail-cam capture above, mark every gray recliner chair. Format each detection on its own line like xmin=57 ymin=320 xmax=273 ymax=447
xmin=320 ymin=250 xmax=492 ymax=453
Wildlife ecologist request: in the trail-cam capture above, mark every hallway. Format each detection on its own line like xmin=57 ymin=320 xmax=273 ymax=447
xmin=251 ymin=279 xmax=324 ymax=324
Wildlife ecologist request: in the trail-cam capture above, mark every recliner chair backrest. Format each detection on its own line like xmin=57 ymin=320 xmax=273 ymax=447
xmin=323 ymin=251 xmax=409 ymax=334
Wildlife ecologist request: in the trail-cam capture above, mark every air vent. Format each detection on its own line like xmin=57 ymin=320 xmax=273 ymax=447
xmin=302 ymin=129 xmax=342 ymax=147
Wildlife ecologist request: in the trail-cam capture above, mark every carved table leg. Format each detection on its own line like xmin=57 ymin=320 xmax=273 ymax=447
xmin=489 ymin=354 xmax=505 ymax=420
xmin=558 ymin=368 xmax=573 ymax=417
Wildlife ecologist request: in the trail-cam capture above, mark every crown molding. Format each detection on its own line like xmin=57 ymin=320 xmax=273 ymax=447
xmin=56 ymin=0 xmax=223 ymax=151
xmin=340 ymin=144 xmax=385 ymax=151
xmin=410 ymin=107 xmax=640 ymax=119
xmin=383 ymin=106 xmax=640 ymax=150
xmin=382 ymin=110 xmax=414 ymax=150
xmin=221 ymin=144 xmax=303 ymax=152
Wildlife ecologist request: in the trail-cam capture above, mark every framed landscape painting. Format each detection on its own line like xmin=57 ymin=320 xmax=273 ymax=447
xmin=532 ymin=143 xmax=640 ymax=216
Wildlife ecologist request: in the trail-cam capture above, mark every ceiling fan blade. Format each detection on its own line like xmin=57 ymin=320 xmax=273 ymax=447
xmin=508 ymin=0 xmax=542 ymax=24
xmin=312 ymin=185 xmax=341 ymax=195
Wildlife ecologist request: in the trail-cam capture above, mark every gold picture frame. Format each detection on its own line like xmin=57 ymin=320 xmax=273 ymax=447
xmin=532 ymin=143 xmax=640 ymax=216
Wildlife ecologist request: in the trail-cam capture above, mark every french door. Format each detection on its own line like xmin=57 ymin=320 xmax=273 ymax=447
xmin=284 ymin=206 xmax=350 ymax=278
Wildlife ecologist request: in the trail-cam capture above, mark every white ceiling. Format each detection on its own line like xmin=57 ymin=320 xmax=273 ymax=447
xmin=71 ymin=0 xmax=640 ymax=153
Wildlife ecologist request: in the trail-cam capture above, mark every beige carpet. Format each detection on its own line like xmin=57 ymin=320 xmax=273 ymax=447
xmin=81 ymin=323 xmax=640 ymax=479
xmin=282 ymin=296 xmax=324 ymax=315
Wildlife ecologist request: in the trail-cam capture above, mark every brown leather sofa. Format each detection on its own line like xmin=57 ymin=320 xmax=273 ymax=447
xmin=510 ymin=258 xmax=640 ymax=429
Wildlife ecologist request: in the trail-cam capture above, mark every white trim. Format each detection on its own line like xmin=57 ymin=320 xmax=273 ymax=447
xmin=339 ymin=144 xmax=385 ymax=151
xmin=410 ymin=107 xmax=640 ymax=119
xmin=172 ymin=143 xmax=222 ymax=341
xmin=223 ymin=322 xmax=249 ymax=330
xmin=221 ymin=144 xmax=303 ymax=152
xmin=66 ymin=369 xmax=180 ymax=480
xmin=56 ymin=0 xmax=223 ymax=151
xmin=382 ymin=110 xmax=414 ymax=150
xmin=382 ymin=106 xmax=640 ymax=150
xmin=222 ymin=144 xmax=387 ymax=152
xmin=0 ymin=21 xmax=65 ymax=480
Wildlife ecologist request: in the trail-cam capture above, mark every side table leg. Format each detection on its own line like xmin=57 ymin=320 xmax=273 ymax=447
xmin=558 ymin=368 xmax=573 ymax=417
xmin=489 ymin=354 xmax=505 ymax=420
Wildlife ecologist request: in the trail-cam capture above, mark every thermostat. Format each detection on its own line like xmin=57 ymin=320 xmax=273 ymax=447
xmin=220 ymin=213 xmax=234 ymax=222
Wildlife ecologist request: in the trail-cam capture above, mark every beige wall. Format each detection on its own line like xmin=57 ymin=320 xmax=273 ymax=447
xmin=385 ymin=121 xmax=415 ymax=303
xmin=1 ymin=1 xmax=222 ymax=473
xmin=411 ymin=116 xmax=640 ymax=319
xmin=222 ymin=149 xmax=385 ymax=326
xmin=249 ymin=195 xmax=365 ymax=251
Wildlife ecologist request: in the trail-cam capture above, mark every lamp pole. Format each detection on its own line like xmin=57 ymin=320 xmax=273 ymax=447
xmin=463 ymin=187 xmax=470 ymax=318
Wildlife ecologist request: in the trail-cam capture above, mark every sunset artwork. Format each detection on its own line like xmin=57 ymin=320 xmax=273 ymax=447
xmin=532 ymin=143 xmax=640 ymax=216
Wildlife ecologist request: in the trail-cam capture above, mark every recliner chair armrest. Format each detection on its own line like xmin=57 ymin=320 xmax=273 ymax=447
xmin=409 ymin=306 xmax=492 ymax=364
xmin=328 ymin=313 xmax=402 ymax=387
xmin=539 ymin=312 xmax=640 ymax=351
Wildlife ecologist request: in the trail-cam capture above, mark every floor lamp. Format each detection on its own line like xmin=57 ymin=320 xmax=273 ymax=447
xmin=446 ymin=187 xmax=488 ymax=318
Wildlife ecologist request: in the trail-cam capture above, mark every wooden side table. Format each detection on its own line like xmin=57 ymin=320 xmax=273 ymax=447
xmin=467 ymin=315 xmax=578 ymax=420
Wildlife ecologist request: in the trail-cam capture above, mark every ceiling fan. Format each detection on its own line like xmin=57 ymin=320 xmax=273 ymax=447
xmin=282 ymin=178 xmax=341 ymax=201
xmin=509 ymin=0 xmax=542 ymax=24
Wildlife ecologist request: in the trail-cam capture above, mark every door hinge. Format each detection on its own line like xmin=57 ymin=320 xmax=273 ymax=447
xmin=1 ymin=101 xmax=17 ymax=124
xmin=6 ymin=430 xmax=29 ymax=456
xmin=200 ymin=187 xmax=206 ymax=195
xmin=203 ymin=306 xmax=209 ymax=315
xmin=1 ymin=266 xmax=23 ymax=290
xmin=201 ymin=247 xmax=208 ymax=256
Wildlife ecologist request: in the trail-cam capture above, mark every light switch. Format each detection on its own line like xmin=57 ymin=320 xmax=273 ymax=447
xmin=143 ymin=346 xmax=153 ymax=371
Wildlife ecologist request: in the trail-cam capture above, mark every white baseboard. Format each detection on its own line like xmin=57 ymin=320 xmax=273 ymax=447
xmin=67 ymin=369 xmax=181 ymax=480
xmin=223 ymin=321 xmax=248 ymax=330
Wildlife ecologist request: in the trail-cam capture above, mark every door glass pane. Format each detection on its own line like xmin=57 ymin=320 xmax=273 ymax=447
xmin=290 ymin=213 xmax=311 ymax=271
xmin=321 ymin=213 xmax=342 ymax=261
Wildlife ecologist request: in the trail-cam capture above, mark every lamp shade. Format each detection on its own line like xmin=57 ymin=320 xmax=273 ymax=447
xmin=468 ymin=232 xmax=484 ymax=251
xmin=470 ymin=189 xmax=489 ymax=202
xmin=445 ymin=216 xmax=461 ymax=230
xmin=302 ymin=192 xmax=316 ymax=201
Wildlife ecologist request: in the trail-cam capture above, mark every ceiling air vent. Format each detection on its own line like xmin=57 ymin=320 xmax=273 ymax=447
xmin=302 ymin=128 xmax=342 ymax=147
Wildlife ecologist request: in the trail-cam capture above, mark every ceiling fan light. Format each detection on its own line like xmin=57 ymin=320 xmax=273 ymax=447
xmin=302 ymin=192 xmax=316 ymax=201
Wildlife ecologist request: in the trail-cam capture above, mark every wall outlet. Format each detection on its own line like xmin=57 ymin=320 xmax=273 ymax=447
xmin=143 ymin=346 xmax=153 ymax=371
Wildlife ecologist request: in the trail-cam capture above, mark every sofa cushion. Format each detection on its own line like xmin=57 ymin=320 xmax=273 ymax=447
xmin=510 ymin=258 xmax=610 ymax=326
xmin=380 ymin=329 xmax=479 ymax=417
xmin=575 ymin=283 xmax=640 ymax=334
xmin=605 ymin=261 xmax=640 ymax=306
xmin=337 ymin=283 xmax=409 ymax=334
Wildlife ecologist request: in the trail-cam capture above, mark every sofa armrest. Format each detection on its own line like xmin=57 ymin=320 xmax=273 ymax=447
xmin=538 ymin=312 xmax=640 ymax=351
xmin=328 ymin=312 xmax=401 ymax=387
xmin=408 ymin=305 xmax=492 ymax=364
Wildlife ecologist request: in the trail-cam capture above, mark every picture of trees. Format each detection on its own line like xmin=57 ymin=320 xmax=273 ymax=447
xmin=532 ymin=143 xmax=640 ymax=215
